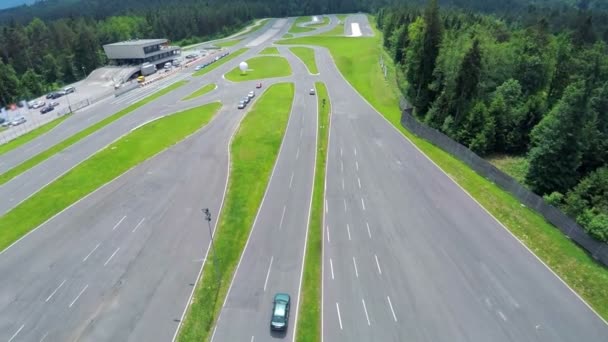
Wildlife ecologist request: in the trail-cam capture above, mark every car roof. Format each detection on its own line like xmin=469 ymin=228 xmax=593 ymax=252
xmin=274 ymin=293 xmax=290 ymax=302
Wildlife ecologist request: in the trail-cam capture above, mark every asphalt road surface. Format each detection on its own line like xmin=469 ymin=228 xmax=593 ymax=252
xmin=316 ymin=16 xmax=608 ymax=342
xmin=344 ymin=14 xmax=374 ymax=37
xmin=211 ymin=46 xmax=317 ymax=342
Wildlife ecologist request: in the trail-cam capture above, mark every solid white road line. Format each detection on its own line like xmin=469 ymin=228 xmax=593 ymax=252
xmin=361 ymin=198 xmax=366 ymax=211
xmin=8 ymin=324 xmax=24 ymax=342
xmin=336 ymin=303 xmax=343 ymax=330
xmin=112 ymin=215 xmax=127 ymax=230
xmin=327 ymin=224 xmax=331 ymax=243
xmin=343 ymin=199 xmax=347 ymax=211
xmin=279 ymin=205 xmax=287 ymax=229
xmin=104 ymin=248 xmax=120 ymax=266
xmin=346 ymin=224 xmax=351 ymax=241
xmin=45 ymin=279 xmax=67 ymax=302
xmin=289 ymin=172 xmax=294 ymax=188
xmin=387 ymin=296 xmax=397 ymax=322
xmin=132 ymin=218 xmax=146 ymax=233
xmin=366 ymin=222 xmax=371 ymax=238
xmin=362 ymin=299 xmax=371 ymax=326
xmin=330 ymin=258 xmax=335 ymax=279
xmin=82 ymin=243 xmax=100 ymax=262
xmin=69 ymin=284 xmax=88 ymax=308
xmin=353 ymin=257 xmax=359 ymax=278
xmin=375 ymin=254 xmax=382 ymax=275
xmin=356 ymin=161 xmax=359 ymax=171
xmin=263 ymin=256 xmax=274 ymax=292
xmin=358 ymin=177 xmax=361 ymax=189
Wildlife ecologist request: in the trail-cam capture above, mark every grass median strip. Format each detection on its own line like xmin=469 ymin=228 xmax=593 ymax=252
xmin=193 ymin=48 xmax=248 ymax=77
xmin=296 ymin=82 xmax=329 ymax=342
xmin=280 ymin=17 xmax=608 ymax=321
xmin=182 ymin=84 xmax=217 ymax=101
xmin=215 ymin=39 xmax=242 ymax=48
xmin=289 ymin=47 xmax=319 ymax=74
xmin=0 ymin=80 xmax=188 ymax=186
xmin=0 ymin=102 xmax=221 ymax=251
xmin=224 ymin=55 xmax=292 ymax=82
xmin=259 ymin=46 xmax=279 ymax=55
xmin=0 ymin=115 xmax=69 ymax=157
xmin=177 ymin=83 xmax=294 ymax=341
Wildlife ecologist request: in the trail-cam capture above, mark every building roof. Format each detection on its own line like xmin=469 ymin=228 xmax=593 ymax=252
xmin=103 ymin=39 xmax=167 ymax=47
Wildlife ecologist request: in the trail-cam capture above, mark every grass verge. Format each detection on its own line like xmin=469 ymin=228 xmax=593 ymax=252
xmin=280 ymin=17 xmax=608 ymax=321
xmin=289 ymin=47 xmax=319 ymax=74
xmin=0 ymin=80 xmax=188 ymax=186
xmin=177 ymin=83 xmax=294 ymax=341
xmin=289 ymin=17 xmax=316 ymax=34
xmin=318 ymin=14 xmax=347 ymax=36
xmin=295 ymin=81 xmax=329 ymax=342
xmin=224 ymin=56 xmax=292 ymax=82
xmin=0 ymin=102 xmax=220 ymax=251
xmin=309 ymin=16 xmax=330 ymax=28
xmin=215 ymin=39 xmax=242 ymax=48
xmin=487 ymin=154 xmax=529 ymax=185
xmin=182 ymin=84 xmax=217 ymax=101
xmin=193 ymin=48 xmax=248 ymax=77
xmin=259 ymin=47 xmax=280 ymax=55
xmin=0 ymin=115 xmax=69 ymax=157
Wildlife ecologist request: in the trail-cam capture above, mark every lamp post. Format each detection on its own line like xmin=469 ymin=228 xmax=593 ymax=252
xmin=202 ymin=208 xmax=220 ymax=286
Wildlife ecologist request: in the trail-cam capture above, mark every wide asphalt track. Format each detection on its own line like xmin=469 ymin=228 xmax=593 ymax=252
xmin=0 ymin=18 xmax=298 ymax=341
xmin=319 ymin=15 xmax=608 ymax=342
xmin=211 ymin=45 xmax=317 ymax=342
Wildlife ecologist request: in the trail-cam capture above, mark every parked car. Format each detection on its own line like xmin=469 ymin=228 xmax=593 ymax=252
xmin=242 ymin=96 xmax=250 ymax=104
xmin=40 ymin=106 xmax=54 ymax=114
xmin=10 ymin=117 xmax=26 ymax=126
xmin=256 ymin=82 xmax=263 ymax=89
xmin=238 ymin=101 xmax=246 ymax=109
xmin=64 ymin=86 xmax=75 ymax=94
xmin=270 ymin=293 xmax=290 ymax=331
xmin=51 ymin=101 xmax=60 ymax=107
xmin=32 ymin=101 xmax=46 ymax=109
xmin=248 ymin=91 xmax=255 ymax=99
xmin=1 ymin=120 xmax=10 ymax=127
xmin=195 ymin=65 xmax=203 ymax=71
xmin=46 ymin=93 xmax=54 ymax=99
xmin=309 ymin=88 xmax=316 ymax=95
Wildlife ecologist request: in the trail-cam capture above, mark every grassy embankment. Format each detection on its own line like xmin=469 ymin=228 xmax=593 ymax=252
xmin=279 ymin=16 xmax=608 ymax=327
xmin=0 ymin=80 xmax=189 ymax=186
xmin=289 ymin=17 xmax=316 ymax=34
xmin=182 ymin=84 xmax=217 ymax=101
xmin=177 ymin=83 xmax=294 ymax=341
xmin=295 ymin=82 xmax=329 ymax=342
xmin=224 ymin=56 xmax=292 ymax=82
xmin=318 ymin=14 xmax=348 ymax=36
xmin=192 ymin=49 xmax=248 ymax=77
xmin=0 ymin=102 xmax=221 ymax=251
xmin=0 ymin=115 xmax=69 ymax=157
xmin=259 ymin=46 xmax=280 ymax=55
xmin=488 ymin=154 xmax=530 ymax=185
xmin=215 ymin=39 xmax=242 ymax=48
xmin=289 ymin=47 xmax=319 ymax=74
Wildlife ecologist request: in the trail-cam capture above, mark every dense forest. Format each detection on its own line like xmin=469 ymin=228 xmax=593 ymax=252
xmin=379 ymin=0 xmax=608 ymax=240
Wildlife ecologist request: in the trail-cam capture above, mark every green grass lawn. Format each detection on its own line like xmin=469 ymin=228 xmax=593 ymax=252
xmin=0 ymin=115 xmax=69 ymax=157
xmin=215 ymin=39 xmax=242 ymax=48
xmin=279 ymin=15 xmax=608 ymax=325
xmin=289 ymin=47 xmax=319 ymax=74
xmin=0 ymin=80 xmax=188 ymax=186
xmin=259 ymin=46 xmax=280 ymax=55
xmin=487 ymin=154 xmax=530 ymax=185
xmin=0 ymin=102 xmax=221 ymax=252
xmin=309 ymin=16 xmax=330 ymax=28
xmin=289 ymin=17 xmax=317 ymax=34
xmin=177 ymin=83 xmax=294 ymax=342
xmin=283 ymin=33 xmax=294 ymax=39
xmin=295 ymin=81 xmax=329 ymax=342
xmin=224 ymin=56 xmax=292 ymax=82
xmin=317 ymin=14 xmax=347 ymax=36
xmin=193 ymin=48 xmax=248 ymax=77
xmin=182 ymin=84 xmax=217 ymax=101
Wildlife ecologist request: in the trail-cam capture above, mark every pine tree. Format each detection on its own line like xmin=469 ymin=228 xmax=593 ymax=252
xmin=415 ymin=0 xmax=442 ymax=114
xmin=0 ymin=59 xmax=21 ymax=105
xmin=20 ymin=69 xmax=44 ymax=99
xmin=453 ymin=38 xmax=482 ymax=124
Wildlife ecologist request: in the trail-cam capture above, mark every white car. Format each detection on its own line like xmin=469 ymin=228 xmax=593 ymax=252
xmin=248 ymin=91 xmax=255 ymax=99
xmin=32 ymin=101 xmax=46 ymax=109
xmin=195 ymin=65 xmax=203 ymax=71
xmin=11 ymin=117 xmax=27 ymax=126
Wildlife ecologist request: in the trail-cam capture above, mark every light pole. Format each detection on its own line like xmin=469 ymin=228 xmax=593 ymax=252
xmin=202 ymin=208 xmax=220 ymax=286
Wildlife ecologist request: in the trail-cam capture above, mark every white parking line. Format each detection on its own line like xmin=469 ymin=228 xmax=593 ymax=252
xmin=45 ymin=279 xmax=67 ymax=302
xmin=366 ymin=222 xmax=371 ymax=238
xmin=279 ymin=205 xmax=287 ymax=229
xmin=330 ymin=258 xmax=335 ymax=279
xmin=112 ymin=215 xmax=127 ymax=230
xmin=387 ymin=296 xmax=397 ymax=322
xmin=336 ymin=303 xmax=343 ymax=330
xmin=358 ymin=177 xmax=361 ymax=189
xmin=362 ymin=299 xmax=370 ymax=326
xmin=327 ymin=224 xmax=331 ymax=243
xmin=69 ymin=284 xmax=88 ymax=308
xmin=361 ymin=198 xmax=366 ymax=211
xmin=263 ymin=256 xmax=274 ymax=292
xmin=346 ymin=224 xmax=351 ymax=240
xmin=132 ymin=218 xmax=145 ymax=233
xmin=104 ymin=248 xmax=120 ymax=266
xmin=375 ymin=254 xmax=382 ymax=275
xmin=8 ymin=324 xmax=24 ymax=342
xmin=353 ymin=257 xmax=359 ymax=278
xmin=82 ymin=243 xmax=100 ymax=262
xmin=356 ymin=161 xmax=359 ymax=171
xmin=289 ymin=172 xmax=294 ymax=189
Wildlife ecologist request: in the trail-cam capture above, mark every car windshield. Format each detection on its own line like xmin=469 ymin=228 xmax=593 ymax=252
xmin=274 ymin=302 xmax=286 ymax=317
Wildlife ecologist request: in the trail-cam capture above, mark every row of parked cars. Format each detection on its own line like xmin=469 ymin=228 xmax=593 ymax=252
xmin=0 ymin=116 xmax=26 ymax=127
xmin=238 ymin=83 xmax=263 ymax=109
xmin=194 ymin=51 xmax=231 ymax=71
xmin=46 ymin=86 xmax=75 ymax=100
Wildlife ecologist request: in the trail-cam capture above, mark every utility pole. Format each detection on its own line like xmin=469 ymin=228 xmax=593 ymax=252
xmin=202 ymin=208 xmax=220 ymax=287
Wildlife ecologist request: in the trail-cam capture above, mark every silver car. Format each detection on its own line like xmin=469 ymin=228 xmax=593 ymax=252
xmin=11 ymin=117 xmax=27 ymax=126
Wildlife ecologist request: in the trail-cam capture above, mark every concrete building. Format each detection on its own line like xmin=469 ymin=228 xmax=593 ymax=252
xmin=103 ymin=39 xmax=181 ymax=67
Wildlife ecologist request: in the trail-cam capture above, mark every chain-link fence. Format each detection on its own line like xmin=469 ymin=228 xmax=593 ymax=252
xmin=399 ymin=107 xmax=608 ymax=266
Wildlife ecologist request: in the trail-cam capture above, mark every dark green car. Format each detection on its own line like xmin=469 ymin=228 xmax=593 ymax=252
xmin=270 ymin=293 xmax=290 ymax=331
